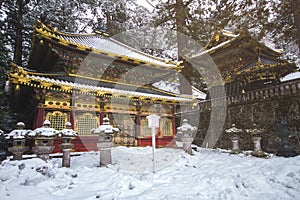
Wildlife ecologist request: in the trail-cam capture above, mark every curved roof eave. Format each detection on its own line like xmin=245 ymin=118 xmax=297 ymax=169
xmin=33 ymin=21 xmax=182 ymax=70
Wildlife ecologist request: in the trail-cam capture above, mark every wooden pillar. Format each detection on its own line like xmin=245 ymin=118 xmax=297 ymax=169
xmin=100 ymin=112 xmax=105 ymax=125
xmin=70 ymin=110 xmax=75 ymax=129
xmin=158 ymin=118 xmax=161 ymax=137
xmin=100 ymin=99 xmax=105 ymax=125
xmin=136 ymin=115 xmax=141 ymax=137
xmin=171 ymin=105 xmax=176 ymax=136
xmin=135 ymin=100 xmax=142 ymax=137
xmin=35 ymin=107 xmax=45 ymax=128
xmin=172 ymin=115 xmax=176 ymax=136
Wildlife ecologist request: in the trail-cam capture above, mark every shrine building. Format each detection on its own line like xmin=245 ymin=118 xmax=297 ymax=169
xmin=7 ymin=21 xmax=196 ymax=151
xmin=197 ymin=29 xmax=297 ymax=97
xmin=193 ymin=29 xmax=299 ymax=151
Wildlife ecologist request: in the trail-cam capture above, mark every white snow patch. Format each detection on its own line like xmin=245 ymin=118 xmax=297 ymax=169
xmin=28 ymin=127 xmax=59 ymax=137
xmin=281 ymin=72 xmax=300 ymax=82
xmin=153 ymin=80 xmax=180 ymax=94
xmin=0 ymin=147 xmax=299 ymax=199
xmin=5 ymin=130 xmax=33 ymax=139
xmin=59 ymin=129 xmax=77 ymax=137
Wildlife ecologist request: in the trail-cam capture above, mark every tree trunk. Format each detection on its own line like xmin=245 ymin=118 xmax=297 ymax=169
xmin=175 ymin=0 xmax=192 ymax=95
xmin=13 ymin=0 xmax=23 ymax=66
xmin=293 ymin=0 xmax=300 ymax=51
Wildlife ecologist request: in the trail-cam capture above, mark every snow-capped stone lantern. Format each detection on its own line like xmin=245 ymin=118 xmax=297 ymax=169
xmin=276 ymin=119 xmax=297 ymax=157
xmin=176 ymin=119 xmax=197 ymax=155
xmin=6 ymin=122 xmax=31 ymax=160
xmin=0 ymin=129 xmax=7 ymax=162
xmin=59 ymin=122 xmax=77 ymax=167
xmin=29 ymin=120 xmax=59 ymax=161
xmin=225 ymin=124 xmax=242 ymax=154
xmin=91 ymin=117 xmax=119 ymax=166
xmin=246 ymin=124 xmax=266 ymax=158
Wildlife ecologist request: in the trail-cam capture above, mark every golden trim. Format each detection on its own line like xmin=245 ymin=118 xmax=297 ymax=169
xmin=34 ymin=22 xmax=179 ymax=70
xmin=68 ymin=73 xmax=185 ymax=98
xmin=8 ymin=70 xmax=193 ymax=104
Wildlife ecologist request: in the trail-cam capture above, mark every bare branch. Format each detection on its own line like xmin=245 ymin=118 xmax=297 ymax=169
xmin=145 ymin=0 xmax=156 ymax=9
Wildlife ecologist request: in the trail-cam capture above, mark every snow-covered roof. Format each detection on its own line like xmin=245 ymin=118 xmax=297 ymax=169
xmin=191 ymin=36 xmax=238 ymax=58
xmin=192 ymin=87 xmax=206 ymax=100
xmin=60 ymin=129 xmax=77 ymax=137
xmin=5 ymin=130 xmax=33 ymax=139
xmin=27 ymin=74 xmax=192 ymax=102
xmin=58 ymin=122 xmax=77 ymax=137
xmin=91 ymin=124 xmax=119 ymax=134
xmin=193 ymin=29 xmax=283 ymax=59
xmin=225 ymin=124 xmax=243 ymax=133
xmin=152 ymin=81 xmax=180 ymax=94
xmin=34 ymin=21 xmax=179 ymax=69
xmin=17 ymin=122 xmax=25 ymax=127
xmin=221 ymin=30 xmax=239 ymax=38
xmin=281 ymin=71 xmax=300 ymax=82
xmin=177 ymin=119 xmax=197 ymax=132
xmin=91 ymin=117 xmax=119 ymax=134
xmin=29 ymin=127 xmax=59 ymax=137
xmin=246 ymin=128 xmax=264 ymax=134
xmin=152 ymin=81 xmax=206 ymax=100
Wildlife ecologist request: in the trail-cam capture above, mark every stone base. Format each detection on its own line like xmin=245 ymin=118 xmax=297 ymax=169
xmin=182 ymin=142 xmax=193 ymax=155
xmin=100 ymin=149 xmax=112 ymax=167
xmin=0 ymin=151 xmax=6 ymax=163
xmin=62 ymin=149 xmax=71 ymax=167
xmin=60 ymin=143 xmax=74 ymax=150
xmin=32 ymin=146 xmax=54 ymax=161
xmin=181 ymin=137 xmax=194 ymax=155
xmin=276 ymin=146 xmax=297 ymax=157
xmin=230 ymin=149 xmax=241 ymax=154
xmin=8 ymin=146 xmax=28 ymax=160
xmin=97 ymin=142 xmax=113 ymax=149
xmin=251 ymin=150 xmax=267 ymax=158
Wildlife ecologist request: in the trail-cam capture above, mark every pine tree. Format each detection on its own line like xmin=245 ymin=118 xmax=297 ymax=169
xmin=153 ymin=0 xmax=213 ymax=93
xmin=0 ymin=0 xmax=95 ymax=130
xmin=152 ymin=0 xmax=300 ymax=92
xmin=0 ymin=21 xmax=17 ymax=132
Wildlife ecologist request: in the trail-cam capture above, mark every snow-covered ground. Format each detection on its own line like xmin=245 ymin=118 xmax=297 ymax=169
xmin=0 ymin=146 xmax=300 ymax=200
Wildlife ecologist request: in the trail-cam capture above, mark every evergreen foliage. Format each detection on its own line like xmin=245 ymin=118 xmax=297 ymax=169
xmin=0 ymin=0 xmax=298 ymax=129
xmin=152 ymin=0 xmax=300 ymax=91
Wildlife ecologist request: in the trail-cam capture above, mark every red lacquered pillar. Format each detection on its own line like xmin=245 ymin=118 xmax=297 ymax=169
xmin=35 ymin=107 xmax=45 ymax=128
xmin=70 ymin=110 xmax=75 ymax=129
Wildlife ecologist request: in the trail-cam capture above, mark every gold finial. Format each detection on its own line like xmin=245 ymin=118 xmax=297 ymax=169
xmin=215 ymin=34 xmax=220 ymax=42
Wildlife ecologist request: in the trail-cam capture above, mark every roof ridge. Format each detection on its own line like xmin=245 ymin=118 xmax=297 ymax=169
xmin=33 ymin=20 xmax=180 ymax=69
xmin=108 ymin=37 xmax=179 ymax=65
xmin=68 ymin=73 xmax=181 ymax=97
xmin=35 ymin=20 xmax=100 ymax=37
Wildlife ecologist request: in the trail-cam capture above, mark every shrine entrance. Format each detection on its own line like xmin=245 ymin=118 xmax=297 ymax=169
xmin=75 ymin=113 xmax=99 ymax=136
xmin=109 ymin=113 xmax=137 ymax=146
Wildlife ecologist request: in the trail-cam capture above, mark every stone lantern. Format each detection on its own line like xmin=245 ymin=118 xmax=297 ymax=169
xmin=29 ymin=120 xmax=59 ymax=161
xmin=91 ymin=117 xmax=119 ymax=167
xmin=276 ymin=119 xmax=297 ymax=157
xmin=176 ymin=119 xmax=197 ymax=155
xmin=6 ymin=122 xmax=31 ymax=160
xmin=0 ymin=130 xmax=7 ymax=162
xmin=59 ymin=122 xmax=77 ymax=167
xmin=225 ymin=124 xmax=242 ymax=154
xmin=246 ymin=124 xmax=266 ymax=158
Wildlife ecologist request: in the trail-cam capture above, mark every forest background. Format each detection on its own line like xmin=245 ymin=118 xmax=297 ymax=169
xmin=0 ymin=0 xmax=299 ymax=131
